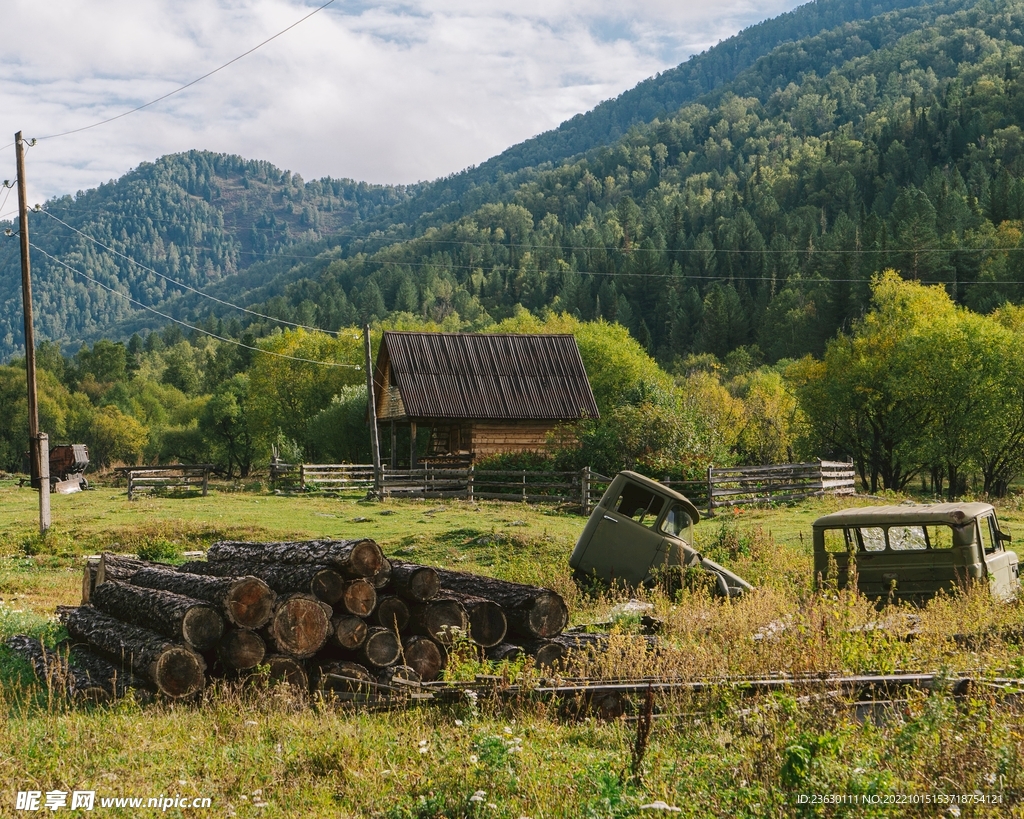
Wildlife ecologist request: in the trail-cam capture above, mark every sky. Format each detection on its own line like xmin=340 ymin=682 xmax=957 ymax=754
xmin=0 ymin=0 xmax=805 ymax=210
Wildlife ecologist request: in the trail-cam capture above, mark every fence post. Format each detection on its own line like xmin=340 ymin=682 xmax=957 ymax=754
xmin=467 ymin=465 xmax=474 ymax=502
xmin=707 ymin=464 xmax=714 ymax=517
xmin=521 ymin=470 xmax=527 ymax=502
xmin=202 ymin=467 xmax=209 ymax=497
xmin=581 ymin=466 xmax=590 ymax=515
xmin=300 ymin=463 xmax=306 ymax=491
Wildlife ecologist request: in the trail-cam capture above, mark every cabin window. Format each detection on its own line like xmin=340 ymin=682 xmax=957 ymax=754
xmin=888 ymin=525 xmax=927 ymax=551
xmin=614 ymin=483 xmax=665 ymax=528
xmin=823 ymin=528 xmax=851 ymax=553
xmin=859 ymin=527 xmax=886 ymax=552
xmin=979 ymin=515 xmax=1001 ymax=554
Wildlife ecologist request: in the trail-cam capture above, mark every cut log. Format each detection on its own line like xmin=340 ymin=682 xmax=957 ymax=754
xmin=402 ymin=635 xmax=443 ymax=682
xmin=68 ymin=642 xmax=154 ymax=700
xmin=336 ymin=579 xmax=376 ymax=617
xmin=486 ymin=643 xmax=524 ymax=663
xmin=57 ymin=606 xmax=206 ymax=699
xmin=130 ymin=567 xmax=275 ymax=630
xmin=372 ymin=596 xmax=410 ymax=632
xmin=434 ymin=568 xmax=568 ymax=638
xmin=206 ymin=539 xmax=383 ymax=577
xmin=96 ymin=554 xmax=156 ymax=586
xmin=516 ymin=638 xmax=567 ymax=669
xmin=407 ymin=597 xmax=469 ymax=645
xmin=90 ymin=580 xmax=225 ymax=651
xmin=178 ymin=559 xmax=349 ymax=607
xmin=315 ymin=660 xmax=374 ymax=696
xmin=378 ymin=664 xmax=421 ymax=687
xmin=215 ymin=629 xmax=266 ymax=671
xmin=82 ymin=560 xmax=99 ymax=604
xmin=331 ymin=615 xmax=368 ymax=650
xmin=357 ymin=626 xmax=401 ymax=668
xmin=262 ymin=654 xmax=309 ymax=689
xmin=388 ymin=561 xmax=440 ymax=602
xmin=6 ymin=636 xmax=109 ymax=702
xmin=443 ymin=592 xmax=507 ymax=648
xmin=370 ymin=557 xmax=392 ymax=590
xmin=262 ymin=594 xmax=332 ymax=659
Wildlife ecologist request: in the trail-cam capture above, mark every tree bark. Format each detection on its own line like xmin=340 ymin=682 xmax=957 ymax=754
xmin=261 ymin=593 xmax=332 ymax=659
xmin=331 ymin=615 xmax=368 ymax=651
xmin=179 ymin=559 xmax=353 ymax=608
xmin=57 ymin=605 xmax=206 ymax=699
xmin=442 ymin=592 xmax=507 ymax=648
xmin=214 ymin=629 xmax=266 ymax=671
xmin=68 ymin=642 xmax=154 ymax=701
xmin=387 ymin=561 xmax=440 ymax=602
xmin=206 ymin=539 xmax=383 ymax=577
xmin=6 ymin=635 xmax=110 ymax=702
xmin=372 ymin=596 xmax=410 ymax=632
xmin=407 ymin=597 xmax=469 ymax=645
xmin=434 ymin=568 xmax=568 ymax=638
xmin=130 ymin=567 xmax=275 ymax=630
xmin=402 ymin=636 xmax=443 ymax=682
xmin=90 ymin=580 xmax=225 ymax=651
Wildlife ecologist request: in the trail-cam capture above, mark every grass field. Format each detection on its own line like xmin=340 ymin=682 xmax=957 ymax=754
xmin=4 ymin=479 xmax=1024 ymax=817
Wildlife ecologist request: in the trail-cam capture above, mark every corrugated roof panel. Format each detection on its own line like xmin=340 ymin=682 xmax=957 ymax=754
xmin=375 ymin=332 xmax=600 ymax=421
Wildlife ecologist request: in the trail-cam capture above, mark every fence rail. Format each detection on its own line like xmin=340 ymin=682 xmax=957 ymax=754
xmin=271 ymin=459 xmax=855 ymax=514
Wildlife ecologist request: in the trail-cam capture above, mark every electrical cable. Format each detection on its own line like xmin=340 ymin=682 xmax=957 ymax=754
xmin=39 ymin=208 xmax=349 ymax=335
xmin=1 ymin=0 xmax=338 ymax=149
xmin=28 ymin=242 xmax=360 ymax=369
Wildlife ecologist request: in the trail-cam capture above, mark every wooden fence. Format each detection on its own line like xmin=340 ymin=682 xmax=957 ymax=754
xmin=116 ymin=464 xmax=213 ymax=501
xmin=271 ymin=459 xmax=855 ymax=513
xmin=708 ymin=460 xmax=856 ymax=511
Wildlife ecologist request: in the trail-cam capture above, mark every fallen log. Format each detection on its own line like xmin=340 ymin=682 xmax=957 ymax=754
xmin=57 ymin=606 xmax=206 ymax=699
xmin=434 ymin=568 xmax=568 ymax=639
xmin=82 ymin=560 xmax=99 ymax=604
xmin=214 ymin=629 xmax=266 ymax=671
xmin=96 ymin=554 xmax=155 ymax=586
xmin=130 ymin=567 xmax=275 ymax=630
xmin=402 ymin=635 xmax=443 ymax=682
xmin=372 ymin=596 xmax=410 ymax=632
xmin=206 ymin=539 xmax=383 ymax=577
xmin=486 ymin=643 xmax=524 ymax=663
xmin=486 ymin=640 xmax=565 ymax=668
xmin=91 ymin=580 xmax=225 ymax=652
xmin=443 ymin=592 xmax=507 ymax=648
xmin=370 ymin=557 xmax=392 ymax=590
xmin=388 ymin=561 xmax=440 ymax=602
xmin=315 ymin=660 xmax=374 ymax=696
xmin=378 ymin=664 xmax=422 ymax=687
xmin=407 ymin=597 xmax=469 ymax=645
xmin=6 ymin=636 xmax=110 ymax=702
xmin=178 ymin=559 xmax=350 ymax=608
xmin=262 ymin=594 xmax=332 ymax=659
xmin=262 ymin=654 xmax=309 ymax=690
xmin=331 ymin=615 xmax=368 ymax=651
xmin=68 ymin=642 xmax=154 ymax=701
xmin=357 ymin=626 xmax=401 ymax=669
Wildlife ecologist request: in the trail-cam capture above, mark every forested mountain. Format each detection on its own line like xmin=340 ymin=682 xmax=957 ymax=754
xmin=0 ymin=0 xmax=976 ymax=362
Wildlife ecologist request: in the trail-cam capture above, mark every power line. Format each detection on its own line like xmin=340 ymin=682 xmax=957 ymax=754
xmin=39 ymin=209 xmax=350 ymax=336
xmin=29 ymin=243 xmax=360 ymax=369
xmin=3 ymin=0 xmax=338 ymax=149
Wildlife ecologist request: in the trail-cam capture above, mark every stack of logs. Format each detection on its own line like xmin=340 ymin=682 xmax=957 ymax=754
xmin=39 ymin=538 xmax=571 ymax=701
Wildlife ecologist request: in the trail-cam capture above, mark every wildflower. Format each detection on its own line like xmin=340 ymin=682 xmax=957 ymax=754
xmin=503 ymin=726 xmax=513 ymax=735
xmin=469 ymin=790 xmax=486 ymax=803
xmin=469 ymin=754 xmax=478 ymax=764
xmin=455 ymin=719 xmax=463 ymax=726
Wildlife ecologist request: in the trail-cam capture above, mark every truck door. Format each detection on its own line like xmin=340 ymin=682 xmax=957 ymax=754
xmin=573 ymin=480 xmax=666 ymax=586
xmin=980 ymin=513 xmax=1019 ymax=600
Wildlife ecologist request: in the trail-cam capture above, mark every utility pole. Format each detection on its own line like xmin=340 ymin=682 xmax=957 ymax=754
xmin=15 ymin=131 xmax=49 ymax=533
xmin=363 ymin=325 xmax=382 ymax=497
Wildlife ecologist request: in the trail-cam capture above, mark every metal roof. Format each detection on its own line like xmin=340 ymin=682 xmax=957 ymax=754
xmin=375 ymin=331 xmax=600 ymax=421
xmin=812 ymin=502 xmax=995 ymax=528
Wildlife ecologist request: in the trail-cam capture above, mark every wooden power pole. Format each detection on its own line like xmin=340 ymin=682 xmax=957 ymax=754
xmin=363 ymin=325 xmax=382 ymax=496
xmin=15 ymin=131 xmax=50 ymax=533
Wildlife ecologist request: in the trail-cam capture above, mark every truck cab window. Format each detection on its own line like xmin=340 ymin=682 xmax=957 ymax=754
xmin=888 ymin=525 xmax=927 ymax=551
xmin=661 ymin=504 xmax=693 ymax=539
xmin=858 ymin=527 xmax=886 ymax=552
xmin=823 ymin=528 xmax=850 ymax=553
xmin=614 ymin=483 xmax=665 ymax=528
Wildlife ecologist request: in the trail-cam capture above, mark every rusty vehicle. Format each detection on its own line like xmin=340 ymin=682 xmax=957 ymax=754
xmin=24 ymin=444 xmax=90 ymax=493
xmin=569 ymin=471 xmax=752 ymax=597
xmin=813 ymin=503 xmax=1018 ymax=602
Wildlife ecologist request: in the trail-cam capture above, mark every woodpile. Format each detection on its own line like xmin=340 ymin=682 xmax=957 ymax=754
xmin=48 ymin=539 xmax=571 ymax=701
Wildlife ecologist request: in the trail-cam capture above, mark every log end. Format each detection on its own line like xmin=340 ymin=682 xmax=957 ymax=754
xmin=402 ymin=636 xmax=443 ymax=682
xmin=345 ymin=540 xmax=385 ymax=578
xmin=152 ymin=647 xmax=206 ymax=699
xmin=268 ymin=595 xmax=331 ymax=659
xmin=217 ymin=629 xmax=266 ymax=671
xmin=181 ymin=606 xmax=226 ymax=652
xmin=226 ymin=577 xmax=276 ymax=630
xmin=525 ymin=593 xmax=569 ymax=638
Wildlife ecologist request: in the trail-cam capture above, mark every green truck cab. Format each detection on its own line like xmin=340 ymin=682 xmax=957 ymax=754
xmin=812 ymin=503 xmax=1019 ymax=602
xmin=569 ymin=471 xmax=752 ymax=597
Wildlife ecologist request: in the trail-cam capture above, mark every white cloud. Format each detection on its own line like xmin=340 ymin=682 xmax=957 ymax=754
xmin=0 ymin=0 xmax=804 ymax=205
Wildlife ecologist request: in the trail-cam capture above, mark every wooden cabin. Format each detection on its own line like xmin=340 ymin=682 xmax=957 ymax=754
xmin=372 ymin=331 xmax=600 ymax=465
